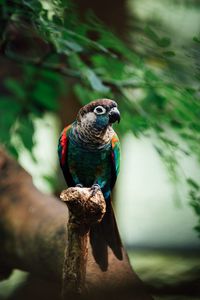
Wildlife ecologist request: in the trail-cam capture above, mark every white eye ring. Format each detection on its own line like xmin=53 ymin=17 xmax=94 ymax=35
xmin=93 ymin=106 xmax=106 ymax=115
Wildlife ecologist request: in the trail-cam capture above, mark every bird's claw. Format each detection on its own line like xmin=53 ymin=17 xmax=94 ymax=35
xmin=76 ymin=183 xmax=83 ymax=188
xmin=91 ymin=184 xmax=101 ymax=197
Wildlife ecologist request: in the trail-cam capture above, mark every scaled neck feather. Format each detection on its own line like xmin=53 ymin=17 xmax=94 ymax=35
xmin=70 ymin=121 xmax=114 ymax=150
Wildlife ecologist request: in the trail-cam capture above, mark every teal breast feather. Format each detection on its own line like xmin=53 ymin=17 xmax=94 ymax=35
xmin=67 ymin=139 xmax=112 ymax=195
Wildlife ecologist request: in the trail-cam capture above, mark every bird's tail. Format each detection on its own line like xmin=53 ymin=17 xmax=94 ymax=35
xmin=89 ymin=197 xmax=123 ymax=271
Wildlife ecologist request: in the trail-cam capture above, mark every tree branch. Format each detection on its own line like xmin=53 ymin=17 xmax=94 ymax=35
xmin=2 ymin=50 xmax=143 ymax=89
xmin=0 ymin=148 xmax=152 ymax=300
xmin=60 ymin=187 xmax=106 ymax=297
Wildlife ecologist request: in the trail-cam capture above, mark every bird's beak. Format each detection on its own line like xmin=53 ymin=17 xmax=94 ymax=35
xmin=109 ymin=107 xmax=121 ymax=124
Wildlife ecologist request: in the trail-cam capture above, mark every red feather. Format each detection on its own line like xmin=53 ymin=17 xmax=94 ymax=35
xmin=60 ymin=125 xmax=71 ymax=166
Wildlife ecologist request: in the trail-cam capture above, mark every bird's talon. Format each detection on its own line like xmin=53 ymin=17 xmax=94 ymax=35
xmin=76 ymin=184 xmax=83 ymax=188
xmin=91 ymin=184 xmax=101 ymax=196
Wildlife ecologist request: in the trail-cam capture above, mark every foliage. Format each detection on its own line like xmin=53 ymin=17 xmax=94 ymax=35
xmin=188 ymin=178 xmax=200 ymax=238
xmin=0 ymin=1 xmax=200 ymax=233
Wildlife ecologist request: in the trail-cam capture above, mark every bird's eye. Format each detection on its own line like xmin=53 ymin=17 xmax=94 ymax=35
xmin=93 ymin=106 xmax=106 ymax=115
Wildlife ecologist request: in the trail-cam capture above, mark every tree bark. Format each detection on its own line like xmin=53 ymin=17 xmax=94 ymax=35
xmin=60 ymin=187 xmax=106 ymax=297
xmin=0 ymin=148 xmax=152 ymax=300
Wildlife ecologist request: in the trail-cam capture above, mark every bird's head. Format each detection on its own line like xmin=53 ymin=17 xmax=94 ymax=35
xmin=77 ymin=99 xmax=120 ymax=131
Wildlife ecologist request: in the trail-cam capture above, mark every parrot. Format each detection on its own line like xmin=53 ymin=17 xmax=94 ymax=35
xmin=58 ymin=98 xmax=122 ymax=270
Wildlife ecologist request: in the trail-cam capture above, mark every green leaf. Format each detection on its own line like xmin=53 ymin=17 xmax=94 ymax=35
xmin=162 ymin=51 xmax=175 ymax=57
xmin=40 ymin=69 xmax=62 ymax=83
xmin=65 ymin=40 xmax=83 ymax=52
xmin=144 ymin=27 xmax=171 ymax=48
xmin=144 ymin=26 xmax=159 ymax=42
xmin=40 ymin=0 xmax=64 ymax=22
xmin=145 ymin=70 xmax=159 ymax=82
xmin=7 ymin=144 xmax=19 ymax=159
xmin=32 ymin=82 xmax=58 ymax=111
xmin=157 ymin=37 xmax=171 ymax=48
xmin=0 ymin=98 xmax=22 ymax=112
xmin=91 ymin=54 xmax=125 ymax=80
xmin=84 ymin=69 xmax=110 ymax=93
xmin=23 ymin=0 xmax=42 ymax=11
xmin=187 ymin=178 xmax=200 ymax=191
xmin=73 ymin=84 xmax=107 ymax=104
xmin=43 ymin=174 xmax=58 ymax=188
xmin=160 ymin=136 xmax=178 ymax=148
xmin=193 ymin=36 xmax=200 ymax=43
xmin=0 ymin=98 xmax=22 ymax=143
xmin=17 ymin=117 xmax=35 ymax=151
xmin=4 ymin=79 xmax=26 ymax=99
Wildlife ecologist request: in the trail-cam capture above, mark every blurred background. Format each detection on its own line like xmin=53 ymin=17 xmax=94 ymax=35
xmin=0 ymin=0 xmax=200 ymax=299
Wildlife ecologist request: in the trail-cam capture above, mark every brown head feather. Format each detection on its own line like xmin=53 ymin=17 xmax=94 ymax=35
xmin=77 ymin=99 xmax=117 ymax=120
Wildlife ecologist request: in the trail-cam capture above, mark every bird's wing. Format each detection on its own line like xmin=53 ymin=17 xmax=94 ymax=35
xmin=58 ymin=124 xmax=75 ymax=186
xmin=110 ymin=133 xmax=120 ymax=190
